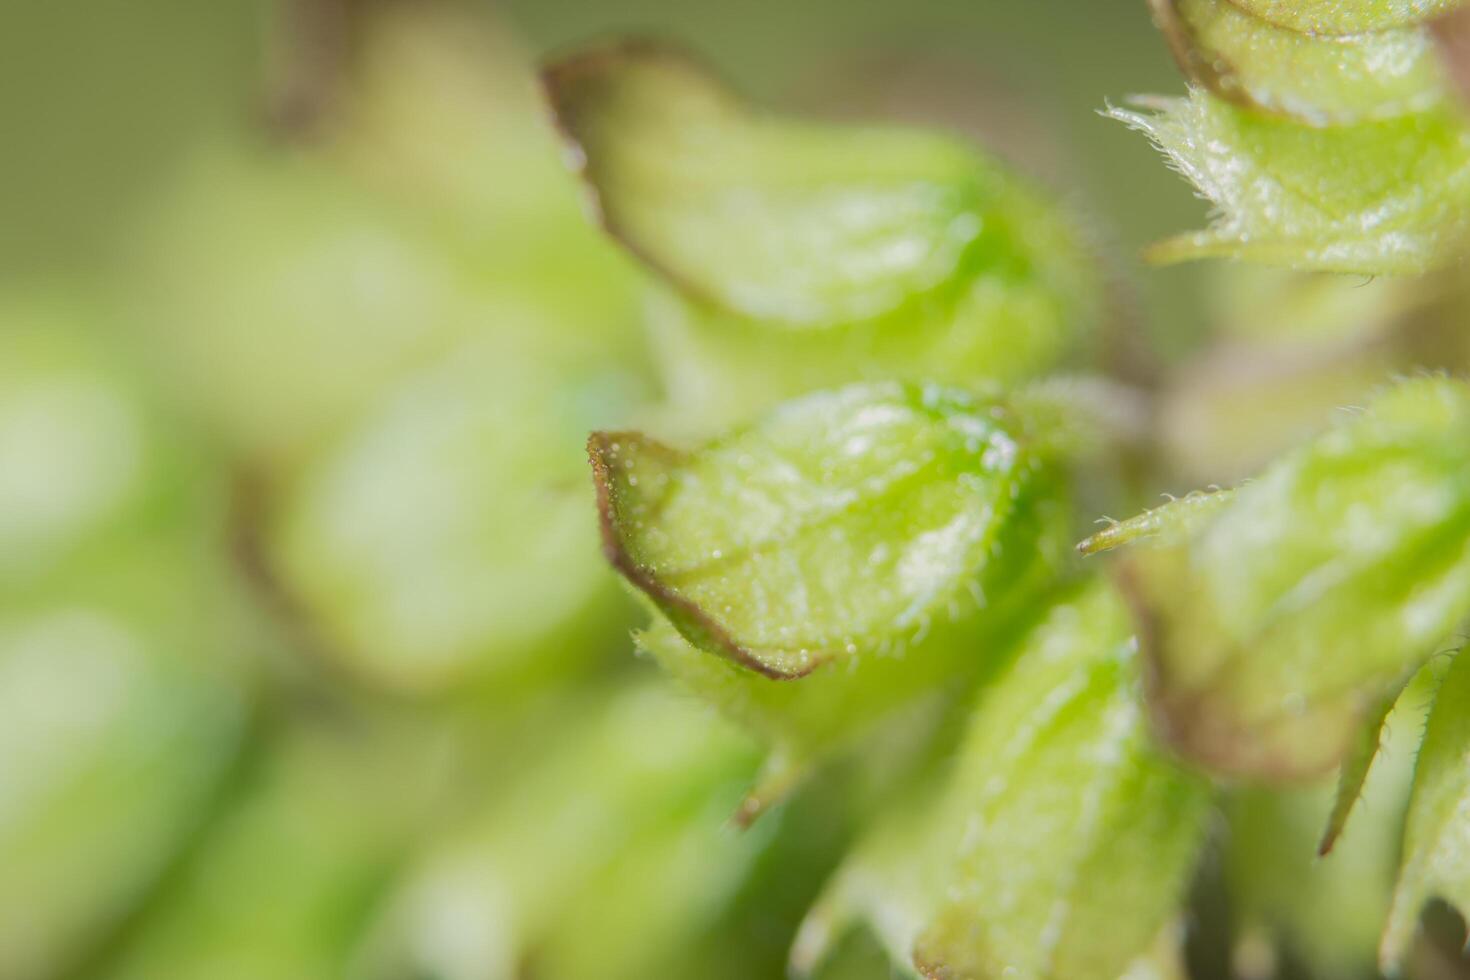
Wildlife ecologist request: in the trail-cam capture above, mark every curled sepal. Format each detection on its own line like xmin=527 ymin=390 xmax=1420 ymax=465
xmin=1109 ymin=89 xmax=1470 ymax=274
xmin=1317 ymin=691 xmax=1398 ymax=856
xmin=794 ymin=581 xmax=1211 ymax=980
xmin=354 ymin=684 xmax=761 ymax=980
xmin=546 ymin=40 xmax=1066 ymax=327
xmin=1097 ymin=376 xmax=1470 ymax=780
xmin=1228 ymin=0 xmax=1466 ymax=36
xmin=544 ymin=41 xmax=1100 ymax=426
xmin=593 ymin=382 xmax=1070 ymax=681
xmin=1382 ymin=649 xmax=1470 ymax=969
xmin=1150 ymin=0 xmax=1449 ymax=126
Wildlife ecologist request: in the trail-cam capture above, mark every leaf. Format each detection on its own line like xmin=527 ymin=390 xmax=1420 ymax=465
xmin=594 ymin=382 xmax=1071 ymax=680
xmin=793 ymin=580 xmax=1210 ymax=980
xmin=354 ymin=683 xmax=761 ymax=980
xmin=1382 ymin=647 xmax=1470 ymax=968
xmin=1318 ymin=692 xmax=1397 ymax=856
xmin=102 ymin=717 xmax=454 ymax=980
xmin=1095 ymin=376 xmax=1470 ymax=780
xmin=544 ymin=41 xmax=1100 ymax=425
xmin=270 ymin=336 xmax=643 ymax=694
xmin=0 ymin=553 xmax=248 ymax=980
xmin=1227 ymin=0 xmax=1465 ymax=36
xmin=603 ymin=382 xmax=1077 ymax=794
xmin=1109 ymin=89 xmax=1470 ymax=274
xmin=1150 ymin=0 xmax=1449 ymax=126
xmin=1225 ymin=665 xmax=1432 ymax=976
xmin=0 ymin=298 xmax=196 ymax=586
xmin=1319 ymin=657 xmax=1442 ymax=858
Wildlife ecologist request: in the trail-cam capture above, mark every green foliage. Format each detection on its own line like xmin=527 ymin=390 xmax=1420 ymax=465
xmin=595 ymin=382 xmax=1071 ymax=679
xmin=0 ymin=300 xmax=249 ymax=980
xmin=1111 ymin=91 xmax=1470 ymax=274
xmin=101 ymin=721 xmax=444 ymax=980
xmin=1151 ymin=0 xmax=1449 ymax=125
xmin=794 ymin=581 xmax=1209 ymax=980
xmin=1124 ymin=0 xmax=1470 ymax=273
xmin=1224 ymin=665 xmax=1431 ymax=978
xmin=1086 ymin=377 xmax=1470 ymax=780
xmin=269 ymin=337 xmax=641 ymax=694
xmin=1383 ymin=644 xmax=1470 ymax=968
xmin=544 ymin=42 xmax=1101 ymax=427
xmin=597 ymin=381 xmax=1079 ymax=791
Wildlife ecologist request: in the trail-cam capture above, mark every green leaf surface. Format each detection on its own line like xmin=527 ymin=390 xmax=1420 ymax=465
xmin=1110 ymin=89 xmax=1470 ymax=274
xmin=545 ymin=41 xmax=1100 ymax=426
xmin=1097 ymin=376 xmax=1470 ymax=779
xmin=1151 ymin=0 xmax=1449 ymax=125
xmin=1382 ymin=647 xmax=1470 ymax=968
xmin=594 ymin=382 xmax=1070 ymax=680
xmin=1228 ymin=0 xmax=1465 ymax=36
xmin=795 ymin=580 xmax=1210 ymax=980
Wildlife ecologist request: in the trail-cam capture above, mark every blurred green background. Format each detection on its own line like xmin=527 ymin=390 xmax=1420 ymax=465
xmin=6 ymin=2 xmax=1460 ymax=978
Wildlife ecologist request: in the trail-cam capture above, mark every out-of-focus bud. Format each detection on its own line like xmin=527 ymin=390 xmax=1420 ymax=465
xmin=544 ymin=41 xmax=1101 ymax=429
xmin=267 ymin=336 xmax=645 ymax=695
xmin=0 ymin=300 xmax=248 ymax=980
xmin=353 ymin=683 xmax=761 ymax=980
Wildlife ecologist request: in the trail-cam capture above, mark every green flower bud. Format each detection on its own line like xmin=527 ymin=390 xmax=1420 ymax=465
xmin=1225 ymin=665 xmax=1430 ymax=978
xmin=1110 ymin=90 xmax=1470 ymax=274
xmin=545 ymin=42 xmax=1101 ymax=427
xmin=1086 ymin=376 xmax=1470 ymax=780
xmin=1124 ymin=0 xmax=1470 ymax=274
xmin=100 ymin=718 xmax=449 ymax=980
xmin=1228 ymin=0 xmax=1466 ymax=36
xmin=269 ymin=337 xmax=645 ymax=695
xmin=794 ymin=580 xmax=1209 ymax=980
xmin=594 ymin=381 xmax=1078 ymax=794
xmin=1151 ymin=0 xmax=1450 ymax=126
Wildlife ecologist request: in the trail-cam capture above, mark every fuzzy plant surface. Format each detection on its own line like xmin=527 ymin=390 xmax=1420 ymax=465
xmin=20 ymin=2 xmax=1470 ymax=979
xmin=551 ymin=15 xmax=1470 ymax=979
xmin=1113 ymin=0 xmax=1470 ymax=273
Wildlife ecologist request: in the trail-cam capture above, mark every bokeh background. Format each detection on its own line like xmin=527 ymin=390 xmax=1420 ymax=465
xmin=7 ymin=2 xmax=1466 ymax=978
